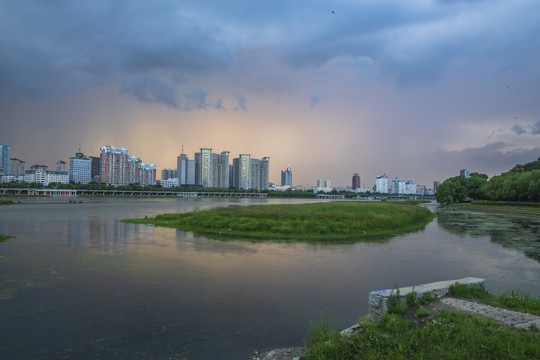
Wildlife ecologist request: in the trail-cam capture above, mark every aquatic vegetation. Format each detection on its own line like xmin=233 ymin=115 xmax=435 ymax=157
xmin=0 ymin=234 xmax=12 ymax=242
xmin=123 ymin=201 xmax=435 ymax=241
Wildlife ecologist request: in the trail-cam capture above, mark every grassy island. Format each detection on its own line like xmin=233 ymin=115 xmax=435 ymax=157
xmin=123 ymin=201 xmax=435 ymax=241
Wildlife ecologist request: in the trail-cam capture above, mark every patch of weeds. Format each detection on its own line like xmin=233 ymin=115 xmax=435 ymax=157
xmin=305 ymin=309 xmax=540 ymax=360
xmin=450 ymin=282 xmax=492 ymax=301
xmin=416 ymin=306 xmax=430 ymax=317
xmin=387 ymin=286 xmax=407 ymax=315
xmin=418 ymin=291 xmax=435 ymax=305
xmin=406 ymin=287 xmax=418 ymax=308
xmin=529 ymin=323 xmax=539 ymax=332
xmin=450 ymin=283 xmax=540 ymax=316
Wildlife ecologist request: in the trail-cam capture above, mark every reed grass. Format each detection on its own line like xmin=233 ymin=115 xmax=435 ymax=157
xmin=124 ymin=201 xmax=435 ymax=241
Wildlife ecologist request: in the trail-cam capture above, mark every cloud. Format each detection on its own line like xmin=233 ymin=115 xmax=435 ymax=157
xmin=233 ymin=93 xmax=248 ymax=112
xmin=511 ymin=124 xmax=527 ymax=135
xmin=531 ymin=120 xmax=540 ymax=135
xmin=309 ymin=91 xmax=326 ymax=109
xmin=120 ymin=73 xmax=181 ymax=109
xmin=0 ymin=0 xmax=232 ymax=101
xmin=431 ymin=142 xmax=540 ymax=177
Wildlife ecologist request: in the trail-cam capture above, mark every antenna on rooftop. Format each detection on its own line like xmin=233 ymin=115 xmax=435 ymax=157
xmin=182 ymin=144 xmax=184 ymax=154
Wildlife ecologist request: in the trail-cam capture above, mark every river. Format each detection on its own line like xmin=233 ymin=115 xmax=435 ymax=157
xmin=1 ymin=198 xmax=539 ymax=359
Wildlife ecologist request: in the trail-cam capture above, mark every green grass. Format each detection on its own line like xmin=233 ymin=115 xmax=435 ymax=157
xmin=450 ymin=283 xmax=540 ymax=316
xmin=0 ymin=199 xmax=14 ymax=205
xmin=123 ymin=201 xmax=436 ymax=241
xmin=304 ymin=311 xmax=540 ymax=360
xmin=0 ymin=234 xmax=12 ymax=242
xmin=448 ymin=201 xmax=540 ymax=217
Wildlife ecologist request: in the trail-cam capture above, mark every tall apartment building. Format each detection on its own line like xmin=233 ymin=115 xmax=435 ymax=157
xmin=139 ymin=163 xmax=156 ymax=186
xmin=161 ymin=168 xmax=177 ymax=181
xmin=405 ymin=180 xmax=417 ymax=195
xmin=127 ymin=155 xmax=141 ymax=184
xmin=100 ymin=146 xmax=129 ymax=185
xmin=10 ymin=158 xmax=26 ymax=176
xmin=193 ymin=148 xmax=230 ymax=188
xmin=176 ymin=154 xmax=197 ymax=186
xmin=57 ymin=160 xmax=66 ymax=172
xmin=460 ymin=169 xmax=470 ymax=178
xmin=375 ymin=174 xmax=389 ymax=193
xmin=231 ymin=154 xmax=269 ymax=190
xmin=90 ymin=156 xmax=101 ymax=182
xmin=0 ymin=145 xmax=11 ymax=173
xmin=281 ymin=166 xmax=292 ymax=186
xmin=352 ymin=173 xmax=360 ymax=189
xmin=391 ymin=177 xmax=405 ymax=194
xmin=69 ymin=148 xmax=91 ymax=184
xmin=100 ymin=145 xmax=157 ymax=186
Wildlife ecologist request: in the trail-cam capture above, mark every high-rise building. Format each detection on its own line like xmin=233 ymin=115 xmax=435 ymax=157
xmin=405 ymin=180 xmax=417 ymax=195
xmin=195 ymin=148 xmax=214 ymax=188
xmin=139 ymin=163 xmax=156 ymax=186
xmin=433 ymin=181 xmax=442 ymax=193
xmin=177 ymin=154 xmax=190 ymax=185
xmin=0 ymin=145 xmax=11 ymax=174
xmin=391 ymin=177 xmax=405 ymax=194
xmin=89 ymin=156 xmax=100 ymax=182
xmin=281 ymin=166 xmax=292 ymax=186
xmin=100 ymin=146 xmax=129 ymax=185
xmin=233 ymin=154 xmax=250 ymax=189
xmin=161 ymin=168 xmax=177 ymax=181
xmin=460 ymin=169 xmax=470 ymax=178
xmin=69 ymin=148 xmax=91 ymax=184
xmin=217 ymin=151 xmax=230 ymax=189
xmin=352 ymin=173 xmax=360 ymax=189
xmin=376 ymin=174 xmax=389 ymax=194
xmin=57 ymin=160 xmax=66 ymax=172
xmin=10 ymin=158 xmax=26 ymax=177
xmin=127 ymin=155 xmax=141 ymax=184
xmin=231 ymin=154 xmax=269 ymax=190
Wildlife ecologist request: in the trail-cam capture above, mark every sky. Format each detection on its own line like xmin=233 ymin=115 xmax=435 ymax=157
xmin=1 ymin=0 xmax=540 ymax=188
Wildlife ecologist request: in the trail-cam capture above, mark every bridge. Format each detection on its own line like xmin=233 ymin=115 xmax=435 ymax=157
xmin=0 ymin=188 xmax=267 ymax=198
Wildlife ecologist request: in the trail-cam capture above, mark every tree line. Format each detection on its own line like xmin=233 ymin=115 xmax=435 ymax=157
xmin=436 ymin=156 xmax=540 ymax=204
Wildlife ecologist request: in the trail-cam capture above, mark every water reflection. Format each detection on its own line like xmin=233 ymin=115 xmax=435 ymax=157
xmin=1 ymin=199 xmax=540 ymax=360
xmin=437 ymin=208 xmax=540 ymax=262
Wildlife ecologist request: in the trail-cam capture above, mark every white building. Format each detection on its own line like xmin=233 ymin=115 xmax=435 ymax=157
xmin=391 ymin=177 xmax=405 ymax=194
xmin=315 ymin=179 xmax=332 ymax=192
xmin=376 ymin=174 xmax=389 ymax=193
xmin=69 ymin=148 xmax=91 ymax=184
xmin=158 ymin=178 xmax=179 ymax=188
xmin=25 ymin=169 xmax=68 ymax=185
xmin=405 ymin=181 xmax=417 ymax=195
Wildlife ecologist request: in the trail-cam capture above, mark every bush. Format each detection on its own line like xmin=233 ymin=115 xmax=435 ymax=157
xmin=418 ymin=291 xmax=435 ymax=305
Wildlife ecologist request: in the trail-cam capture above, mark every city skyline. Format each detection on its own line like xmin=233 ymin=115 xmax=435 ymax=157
xmin=1 ymin=1 xmax=540 ymax=187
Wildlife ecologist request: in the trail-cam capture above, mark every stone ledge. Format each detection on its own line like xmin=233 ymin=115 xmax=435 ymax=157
xmin=368 ymin=277 xmax=486 ymax=322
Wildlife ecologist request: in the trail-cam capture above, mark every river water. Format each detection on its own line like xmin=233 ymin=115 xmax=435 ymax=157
xmin=1 ymin=198 xmax=539 ymax=359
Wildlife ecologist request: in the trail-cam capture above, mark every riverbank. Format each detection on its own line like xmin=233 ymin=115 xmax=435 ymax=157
xmin=123 ymin=201 xmax=435 ymax=241
xmin=256 ymin=280 xmax=540 ymax=360
xmin=447 ymin=201 xmax=540 ymax=217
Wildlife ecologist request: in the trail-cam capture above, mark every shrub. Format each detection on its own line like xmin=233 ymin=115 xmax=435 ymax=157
xmin=418 ymin=291 xmax=435 ymax=305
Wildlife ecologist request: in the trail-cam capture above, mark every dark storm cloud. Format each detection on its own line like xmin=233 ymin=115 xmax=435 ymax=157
xmin=531 ymin=121 xmax=540 ymax=135
xmin=0 ymin=0 xmax=232 ymax=105
xmin=1 ymin=0 xmax=539 ymax=105
xmin=432 ymin=142 xmax=540 ymax=176
xmin=511 ymin=125 xmax=527 ymax=135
